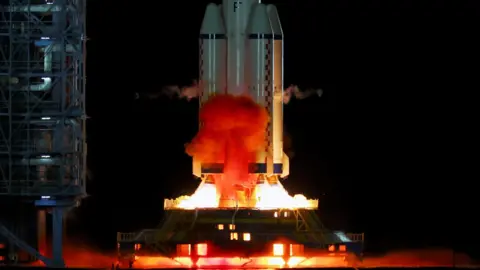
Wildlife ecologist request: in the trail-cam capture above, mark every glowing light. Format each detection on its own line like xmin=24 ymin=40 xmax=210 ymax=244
xmin=243 ymin=233 xmax=251 ymax=241
xmin=176 ymin=244 xmax=191 ymax=256
xmin=290 ymin=244 xmax=304 ymax=256
xmin=165 ymin=181 xmax=318 ymax=210
xmin=273 ymin=243 xmax=284 ymax=256
xmin=122 ymin=248 xmax=475 ymax=268
xmin=229 ymin=224 xmax=235 ymax=230
xmin=167 ymin=182 xmax=218 ymax=209
xmin=335 ymin=231 xmax=353 ymax=242
xmin=230 ymin=232 xmax=238 ymax=240
xmin=196 ymin=243 xmax=207 ymax=256
xmin=217 ymin=224 xmax=224 ymax=230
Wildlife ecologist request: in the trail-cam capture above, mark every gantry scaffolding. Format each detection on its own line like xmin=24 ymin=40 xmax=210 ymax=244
xmin=0 ymin=0 xmax=87 ymax=267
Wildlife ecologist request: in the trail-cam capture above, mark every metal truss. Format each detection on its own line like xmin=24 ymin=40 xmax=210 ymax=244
xmin=0 ymin=0 xmax=87 ymax=196
xmin=0 ymin=0 xmax=87 ymax=267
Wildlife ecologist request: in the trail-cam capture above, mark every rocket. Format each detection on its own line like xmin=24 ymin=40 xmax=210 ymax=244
xmin=193 ymin=0 xmax=289 ymax=190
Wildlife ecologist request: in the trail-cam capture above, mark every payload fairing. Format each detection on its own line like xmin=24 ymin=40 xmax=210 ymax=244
xmin=194 ymin=0 xmax=289 ymax=182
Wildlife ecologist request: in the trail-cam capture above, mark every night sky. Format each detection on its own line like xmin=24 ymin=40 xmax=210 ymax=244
xmin=72 ymin=0 xmax=476 ymax=256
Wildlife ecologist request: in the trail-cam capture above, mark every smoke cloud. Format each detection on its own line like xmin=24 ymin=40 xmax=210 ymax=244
xmin=135 ymin=80 xmax=323 ymax=104
xmin=185 ymin=94 xmax=268 ymax=198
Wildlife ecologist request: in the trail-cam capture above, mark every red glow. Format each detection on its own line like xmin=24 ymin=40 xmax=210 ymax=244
xmin=24 ymin=246 xmax=477 ymax=268
xmin=196 ymin=243 xmax=207 ymax=256
xmin=131 ymin=248 xmax=477 ymax=268
xmin=27 ymin=242 xmax=115 ymax=268
xmin=185 ymin=94 xmax=268 ymax=199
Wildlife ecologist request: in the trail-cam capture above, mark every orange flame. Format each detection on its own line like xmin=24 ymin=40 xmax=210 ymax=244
xmin=165 ymin=181 xmax=318 ymax=210
xmin=178 ymin=92 xmax=318 ymax=209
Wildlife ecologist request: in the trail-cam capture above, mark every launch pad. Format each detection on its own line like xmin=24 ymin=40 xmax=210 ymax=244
xmin=117 ymin=182 xmax=364 ymax=268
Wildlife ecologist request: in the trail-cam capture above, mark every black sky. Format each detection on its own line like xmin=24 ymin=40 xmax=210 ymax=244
xmin=73 ymin=0 xmax=477 ymax=256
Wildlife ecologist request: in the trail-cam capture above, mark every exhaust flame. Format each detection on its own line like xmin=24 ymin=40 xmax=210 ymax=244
xmin=185 ymin=94 xmax=268 ymax=200
xmin=171 ymin=181 xmax=317 ymax=210
xmin=160 ymin=90 xmax=320 ymax=210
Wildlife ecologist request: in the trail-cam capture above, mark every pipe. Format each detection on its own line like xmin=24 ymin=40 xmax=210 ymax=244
xmin=6 ymin=2 xmax=78 ymax=91
xmin=20 ymin=44 xmax=52 ymax=91
xmin=25 ymin=77 xmax=52 ymax=91
xmin=18 ymin=40 xmax=76 ymax=92
xmin=4 ymin=5 xmax=72 ymax=13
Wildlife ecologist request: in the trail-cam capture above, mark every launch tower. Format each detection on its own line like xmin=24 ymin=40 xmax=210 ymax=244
xmin=0 ymin=0 xmax=87 ymax=267
xmin=117 ymin=0 xmax=364 ymax=268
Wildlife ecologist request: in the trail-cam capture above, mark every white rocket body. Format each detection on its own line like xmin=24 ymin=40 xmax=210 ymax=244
xmin=195 ymin=0 xmax=289 ymax=180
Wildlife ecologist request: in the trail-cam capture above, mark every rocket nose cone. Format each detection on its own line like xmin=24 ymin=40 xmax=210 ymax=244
xmin=267 ymin=5 xmax=283 ymax=35
xmin=247 ymin=4 xmax=272 ymax=35
xmin=201 ymin=3 xmax=225 ymax=34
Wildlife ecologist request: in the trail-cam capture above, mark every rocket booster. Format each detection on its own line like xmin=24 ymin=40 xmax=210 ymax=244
xmin=194 ymin=0 xmax=289 ymax=180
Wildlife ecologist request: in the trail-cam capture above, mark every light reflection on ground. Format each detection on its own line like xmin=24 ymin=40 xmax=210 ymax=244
xmin=26 ymin=246 xmax=476 ymax=269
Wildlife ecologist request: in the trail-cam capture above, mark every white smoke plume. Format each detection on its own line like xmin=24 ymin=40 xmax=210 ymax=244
xmin=135 ymin=80 xmax=323 ymax=104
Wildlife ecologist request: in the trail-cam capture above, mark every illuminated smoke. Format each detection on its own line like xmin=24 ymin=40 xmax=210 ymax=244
xmin=135 ymin=80 xmax=322 ymax=104
xmin=185 ymin=94 xmax=268 ymax=198
xmin=31 ymin=239 xmax=115 ymax=268
xmin=283 ymin=84 xmax=323 ymax=104
xmin=134 ymin=80 xmax=200 ymax=101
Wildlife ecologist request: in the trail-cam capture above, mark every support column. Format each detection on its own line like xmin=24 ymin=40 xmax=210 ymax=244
xmin=37 ymin=210 xmax=47 ymax=256
xmin=63 ymin=214 xmax=67 ymax=247
xmin=51 ymin=207 xmax=65 ymax=267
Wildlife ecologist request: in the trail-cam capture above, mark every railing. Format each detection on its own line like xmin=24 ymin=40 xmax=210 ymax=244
xmin=117 ymin=230 xmax=360 ymax=246
xmin=346 ymin=233 xmax=364 ymax=242
xmin=117 ymin=230 xmax=158 ymax=243
xmin=117 ymin=232 xmax=137 ymax=242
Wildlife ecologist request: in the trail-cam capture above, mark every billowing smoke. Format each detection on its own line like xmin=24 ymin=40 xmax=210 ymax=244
xmin=135 ymin=80 xmax=323 ymax=104
xmin=185 ymin=94 xmax=268 ymax=198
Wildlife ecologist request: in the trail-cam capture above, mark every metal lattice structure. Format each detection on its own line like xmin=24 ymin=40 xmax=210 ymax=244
xmin=0 ymin=0 xmax=86 ymax=196
xmin=0 ymin=0 xmax=86 ymax=267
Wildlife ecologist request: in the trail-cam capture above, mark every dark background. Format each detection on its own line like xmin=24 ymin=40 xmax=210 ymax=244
xmin=72 ymin=0 xmax=476 ymax=256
